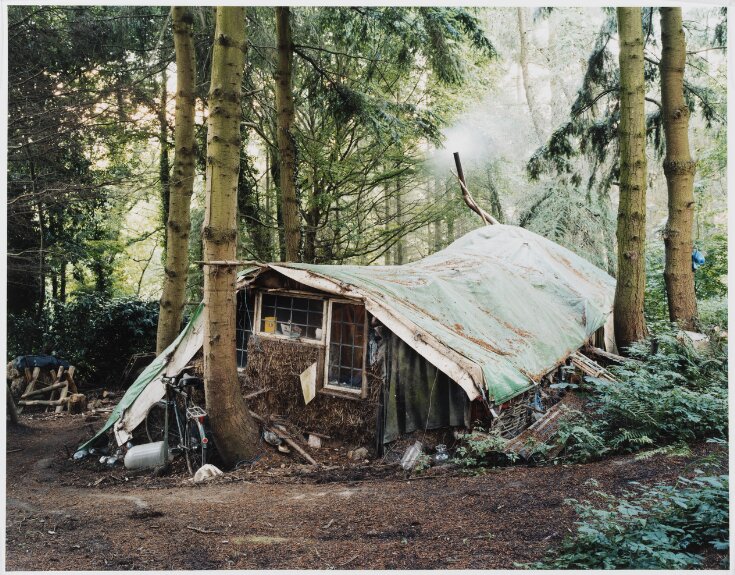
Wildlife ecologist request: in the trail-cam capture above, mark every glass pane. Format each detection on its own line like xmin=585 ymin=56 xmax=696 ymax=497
xmin=292 ymin=310 xmax=307 ymax=326
xmin=292 ymin=297 xmax=309 ymax=311
xmin=327 ymin=302 xmax=366 ymax=388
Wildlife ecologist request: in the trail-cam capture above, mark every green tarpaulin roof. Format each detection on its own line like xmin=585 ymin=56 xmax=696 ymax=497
xmin=265 ymin=225 xmax=615 ymax=404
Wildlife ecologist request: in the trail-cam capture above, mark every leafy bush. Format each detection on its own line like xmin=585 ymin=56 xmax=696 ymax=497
xmin=453 ymin=427 xmax=520 ymax=467
xmin=558 ymin=324 xmax=728 ymax=461
xmin=526 ymin=473 xmax=729 ymax=569
xmin=7 ymin=293 xmax=159 ymax=387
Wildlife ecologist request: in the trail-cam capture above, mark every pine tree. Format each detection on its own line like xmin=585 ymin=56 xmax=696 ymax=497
xmin=613 ymin=7 xmax=648 ymax=351
xmin=275 ymin=7 xmax=301 ymax=262
xmin=203 ymin=6 xmax=260 ymax=465
xmin=157 ymin=6 xmax=197 ymax=353
xmin=660 ymin=7 xmax=698 ymax=330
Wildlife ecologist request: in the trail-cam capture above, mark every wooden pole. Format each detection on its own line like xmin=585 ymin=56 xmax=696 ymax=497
xmin=453 ymin=152 xmax=499 ymax=226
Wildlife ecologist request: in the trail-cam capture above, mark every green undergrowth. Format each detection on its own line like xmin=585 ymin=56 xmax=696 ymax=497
xmin=523 ymin=470 xmax=729 ymax=569
xmin=557 ymin=323 xmax=728 ymax=462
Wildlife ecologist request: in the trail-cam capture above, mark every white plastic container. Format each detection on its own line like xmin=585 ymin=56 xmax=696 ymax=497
xmin=124 ymin=441 xmax=167 ymax=471
xmin=400 ymin=440 xmax=423 ymax=470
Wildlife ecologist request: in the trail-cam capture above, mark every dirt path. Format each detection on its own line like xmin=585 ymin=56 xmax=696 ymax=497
xmin=4 ymin=414 xmax=726 ymax=570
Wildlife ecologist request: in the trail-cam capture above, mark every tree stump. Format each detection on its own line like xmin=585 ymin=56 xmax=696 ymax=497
xmin=68 ymin=393 xmax=87 ymax=414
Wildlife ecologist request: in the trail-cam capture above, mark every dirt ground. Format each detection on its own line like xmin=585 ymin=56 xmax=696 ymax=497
xmin=4 ymin=413 xmax=728 ymax=570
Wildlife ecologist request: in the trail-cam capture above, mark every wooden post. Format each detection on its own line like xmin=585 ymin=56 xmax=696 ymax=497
xmin=66 ymin=366 xmax=78 ymax=394
xmin=453 ymin=152 xmax=499 ymax=226
xmin=55 ymin=383 xmax=70 ymax=413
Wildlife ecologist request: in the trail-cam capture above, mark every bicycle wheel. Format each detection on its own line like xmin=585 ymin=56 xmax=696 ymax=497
xmin=145 ymin=401 xmax=180 ymax=444
xmin=184 ymin=419 xmax=207 ymax=475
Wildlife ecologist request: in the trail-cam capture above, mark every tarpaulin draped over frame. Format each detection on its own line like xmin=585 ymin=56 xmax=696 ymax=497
xmin=249 ymin=225 xmax=615 ymax=404
xmin=76 ymin=304 xmax=204 ymax=452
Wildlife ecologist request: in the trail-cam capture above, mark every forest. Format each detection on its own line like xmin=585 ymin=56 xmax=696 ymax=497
xmin=4 ymin=5 xmax=730 ymax=571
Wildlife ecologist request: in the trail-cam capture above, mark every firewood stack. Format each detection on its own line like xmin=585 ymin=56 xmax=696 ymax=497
xmin=17 ymin=364 xmax=81 ymax=414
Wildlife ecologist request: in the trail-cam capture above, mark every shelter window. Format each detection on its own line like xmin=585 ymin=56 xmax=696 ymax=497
xmin=324 ymin=301 xmax=367 ymax=395
xmin=257 ymin=292 xmax=325 ymax=341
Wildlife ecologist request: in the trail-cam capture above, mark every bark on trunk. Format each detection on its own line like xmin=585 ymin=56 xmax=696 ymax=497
xmin=203 ymin=6 xmax=260 ymax=466
xmin=156 ymin=6 xmax=197 ymax=354
xmin=613 ymin=7 xmax=648 ymax=351
xmin=517 ymin=7 xmax=546 ymax=144
xmin=158 ymin=68 xmax=170 ymax=242
xmin=393 ymin=178 xmax=404 ymax=265
xmin=660 ymin=7 xmax=698 ymax=330
xmin=275 ymin=7 xmax=301 ymax=262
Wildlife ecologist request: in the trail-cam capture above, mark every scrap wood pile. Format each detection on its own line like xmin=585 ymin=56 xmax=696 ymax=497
xmin=7 ymin=355 xmax=85 ymax=415
xmin=503 ymin=350 xmax=616 ymax=459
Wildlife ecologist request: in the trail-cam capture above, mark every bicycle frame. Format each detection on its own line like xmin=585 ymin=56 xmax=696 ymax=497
xmin=160 ymin=376 xmax=209 ymax=460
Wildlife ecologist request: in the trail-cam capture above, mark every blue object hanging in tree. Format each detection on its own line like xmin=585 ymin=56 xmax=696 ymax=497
xmin=692 ymin=248 xmax=705 ymax=271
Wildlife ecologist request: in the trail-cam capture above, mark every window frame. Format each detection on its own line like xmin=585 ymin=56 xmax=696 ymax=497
xmin=323 ymin=298 xmax=368 ymax=398
xmin=254 ymin=289 xmax=327 ymax=345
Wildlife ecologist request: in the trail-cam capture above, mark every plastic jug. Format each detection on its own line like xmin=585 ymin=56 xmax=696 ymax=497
xmin=124 ymin=441 xmax=167 ymax=470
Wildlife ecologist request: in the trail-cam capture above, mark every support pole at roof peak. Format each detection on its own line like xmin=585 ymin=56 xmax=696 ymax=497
xmin=453 ymin=152 xmax=499 ymax=226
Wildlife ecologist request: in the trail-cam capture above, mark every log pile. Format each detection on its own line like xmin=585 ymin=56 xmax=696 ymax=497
xmin=17 ymin=365 xmax=81 ymax=414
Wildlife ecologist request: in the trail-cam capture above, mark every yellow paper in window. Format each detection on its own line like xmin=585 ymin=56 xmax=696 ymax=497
xmin=263 ymin=316 xmax=276 ymax=333
xmin=300 ymin=362 xmax=317 ymax=405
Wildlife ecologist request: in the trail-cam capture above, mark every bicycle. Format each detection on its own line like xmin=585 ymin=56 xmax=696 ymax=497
xmin=144 ymin=371 xmax=212 ymax=475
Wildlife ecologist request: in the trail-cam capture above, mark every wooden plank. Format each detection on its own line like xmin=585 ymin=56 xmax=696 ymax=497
xmin=570 ymin=351 xmax=617 ymax=382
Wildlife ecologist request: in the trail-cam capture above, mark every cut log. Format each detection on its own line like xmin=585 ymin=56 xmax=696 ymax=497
xmin=583 ymin=345 xmax=639 ymax=365
xmin=68 ymin=393 xmax=87 ymax=414
xmin=66 ymin=366 xmax=78 ymax=394
xmin=17 ymin=367 xmax=41 ymax=415
xmin=18 ymin=397 xmax=70 ymax=407
xmin=21 ymin=381 xmax=68 ymax=399
xmin=55 ymin=383 xmax=70 ymax=413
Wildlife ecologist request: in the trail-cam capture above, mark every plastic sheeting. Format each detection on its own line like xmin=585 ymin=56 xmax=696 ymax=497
xmin=77 ymin=304 xmax=204 ymax=452
xmin=251 ymin=225 xmax=615 ymax=404
xmin=381 ymin=332 xmax=468 ymax=444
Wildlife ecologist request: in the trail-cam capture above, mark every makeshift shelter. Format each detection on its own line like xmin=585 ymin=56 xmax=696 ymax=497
xmin=79 ymin=225 xmax=615 ymax=453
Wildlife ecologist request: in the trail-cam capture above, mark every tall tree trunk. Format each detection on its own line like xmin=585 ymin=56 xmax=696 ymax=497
xmin=264 ymin=147 xmax=273 ymax=259
xmin=431 ymin=177 xmax=442 ymax=252
xmin=237 ymin=123 xmax=270 ymax=261
xmin=517 ymin=7 xmax=545 ymax=144
xmin=383 ymin=186 xmax=392 ymax=265
xmin=158 ymin=68 xmax=170 ymax=243
xmin=275 ymin=7 xmax=301 ymax=262
xmin=59 ymin=261 xmax=66 ymax=302
xmin=156 ymin=6 xmax=197 ymax=354
xmin=203 ymin=6 xmax=260 ymax=465
xmin=303 ymin=162 xmax=320 ymax=263
xmin=660 ymin=7 xmax=698 ymax=329
xmin=445 ymin=179 xmax=455 ymax=245
xmin=393 ymin=178 xmax=404 ymax=265
xmin=613 ymin=8 xmax=648 ymax=351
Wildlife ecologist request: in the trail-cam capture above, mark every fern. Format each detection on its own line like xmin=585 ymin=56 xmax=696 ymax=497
xmin=557 ymin=323 xmax=727 ymax=462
